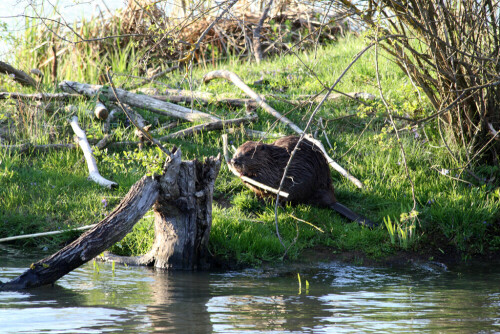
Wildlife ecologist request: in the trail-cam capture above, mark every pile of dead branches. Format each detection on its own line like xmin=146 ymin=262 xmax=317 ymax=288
xmin=23 ymin=0 xmax=346 ymax=81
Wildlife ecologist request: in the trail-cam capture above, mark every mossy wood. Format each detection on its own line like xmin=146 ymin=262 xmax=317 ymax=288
xmin=0 ymin=149 xmax=221 ymax=290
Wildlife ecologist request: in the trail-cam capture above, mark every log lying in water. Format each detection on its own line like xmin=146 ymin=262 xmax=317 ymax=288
xmin=0 ymin=148 xmax=221 ymax=290
xmin=0 ymin=175 xmax=159 ymax=290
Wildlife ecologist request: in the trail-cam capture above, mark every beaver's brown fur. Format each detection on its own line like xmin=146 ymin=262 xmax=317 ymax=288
xmin=231 ymin=135 xmax=374 ymax=226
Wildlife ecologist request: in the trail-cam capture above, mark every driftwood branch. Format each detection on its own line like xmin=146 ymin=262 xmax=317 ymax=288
xmin=222 ymin=134 xmax=289 ymax=198
xmin=0 ymin=175 xmax=159 ymax=290
xmin=69 ymin=116 xmax=118 ymax=189
xmin=59 ymin=80 xmax=220 ymax=123
xmin=205 ymin=70 xmax=364 ymax=189
xmin=0 ymin=61 xmax=37 ymax=88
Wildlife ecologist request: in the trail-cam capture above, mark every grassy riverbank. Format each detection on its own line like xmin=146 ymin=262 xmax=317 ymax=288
xmin=1 ymin=33 xmax=499 ymax=266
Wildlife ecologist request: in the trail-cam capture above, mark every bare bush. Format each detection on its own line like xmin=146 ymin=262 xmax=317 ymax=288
xmin=338 ymin=0 xmax=500 ymax=163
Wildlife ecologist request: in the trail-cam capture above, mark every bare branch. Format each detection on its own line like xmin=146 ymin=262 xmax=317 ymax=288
xmin=0 ymin=61 xmax=37 ymax=88
xmin=69 ymin=116 xmax=118 ymax=189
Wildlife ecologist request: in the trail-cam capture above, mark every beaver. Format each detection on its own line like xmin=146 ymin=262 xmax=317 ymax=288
xmin=230 ymin=135 xmax=375 ymax=227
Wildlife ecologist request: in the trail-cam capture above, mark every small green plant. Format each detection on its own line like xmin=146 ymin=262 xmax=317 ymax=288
xmin=384 ymin=211 xmax=418 ymax=250
xmin=92 ymin=259 xmax=100 ymax=274
xmin=297 ymin=273 xmax=310 ymax=295
xmin=384 ymin=216 xmax=397 ymax=245
xmin=297 ymin=273 xmax=301 ymax=294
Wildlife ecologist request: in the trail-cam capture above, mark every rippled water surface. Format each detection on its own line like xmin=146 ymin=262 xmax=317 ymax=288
xmin=1 ymin=246 xmax=499 ymax=333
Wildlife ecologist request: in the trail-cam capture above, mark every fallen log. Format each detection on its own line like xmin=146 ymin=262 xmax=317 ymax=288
xmin=94 ymin=101 xmax=108 ymax=120
xmin=134 ymin=87 xmax=214 ymax=100
xmin=1 ymin=147 xmax=221 ymax=290
xmin=0 ymin=61 xmax=37 ymax=88
xmin=69 ymin=116 xmax=118 ymax=189
xmin=0 ymin=175 xmax=159 ymax=290
xmin=226 ymin=127 xmax=284 ymax=139
xmin=59 ymin=80 xmax=220 ymax=123
xmin=151 ymin=94 xmax=256 ymax=108
xmin=204 ymin=70 xmax=364 ymax=189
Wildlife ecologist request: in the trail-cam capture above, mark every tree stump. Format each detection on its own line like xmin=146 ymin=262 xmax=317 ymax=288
xmin=1 ymin=148 xmax=221 ymax=290
xmin=106 ymin=148 xmax=221 ymax=270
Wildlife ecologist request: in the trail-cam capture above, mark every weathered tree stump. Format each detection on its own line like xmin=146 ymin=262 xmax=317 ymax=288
xmin=104 ymin=149 xmax=221 ymax=270
xmin=1 ymin=148 xmax=221 ymax=290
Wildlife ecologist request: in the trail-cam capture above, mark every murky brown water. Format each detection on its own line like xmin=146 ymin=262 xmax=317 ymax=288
xmin=1 ymin=246 xmax=499 ymax=333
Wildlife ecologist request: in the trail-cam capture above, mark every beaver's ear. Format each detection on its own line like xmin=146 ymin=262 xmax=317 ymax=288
xmin=260 ymin=145 xmax=267 ymax=150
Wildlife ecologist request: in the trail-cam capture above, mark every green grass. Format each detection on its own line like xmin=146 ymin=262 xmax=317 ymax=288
xmin=1 ymin=30 xmax=499 ymax=264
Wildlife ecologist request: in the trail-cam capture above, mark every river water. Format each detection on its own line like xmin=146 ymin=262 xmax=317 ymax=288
xmin=1 ymin=246 xmax=499 ymax=333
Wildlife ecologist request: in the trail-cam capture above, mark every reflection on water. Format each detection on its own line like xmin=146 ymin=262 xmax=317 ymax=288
xmin=1 ymin=246 xmax=500 ymax=333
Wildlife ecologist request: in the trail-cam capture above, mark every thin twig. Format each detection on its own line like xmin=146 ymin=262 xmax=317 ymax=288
xmin=0 ymin=224 xmax=97 ymax=243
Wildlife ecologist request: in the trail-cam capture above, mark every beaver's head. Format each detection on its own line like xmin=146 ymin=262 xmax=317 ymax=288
xmin=230 ymin=141 xmax=271 ymax=177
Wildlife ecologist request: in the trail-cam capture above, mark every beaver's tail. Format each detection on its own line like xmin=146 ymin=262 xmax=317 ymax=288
xmin=330 ymin=202 xmax=377 ymax=228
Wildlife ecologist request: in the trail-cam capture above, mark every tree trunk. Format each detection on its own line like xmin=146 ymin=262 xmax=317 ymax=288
xmin=1 ymin=176 xmax=159 ymax=290
xmin=104 ymin=149 xmax=221 ymax=270
xmin=1 ymin=149 xmax=221 ymax=290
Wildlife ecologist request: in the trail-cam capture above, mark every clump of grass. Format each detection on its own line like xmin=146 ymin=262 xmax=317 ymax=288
xmin=232 ymin=192 xmax=265 ymax=214
xmin=384 ymin=213 xmax=418 ymax=250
